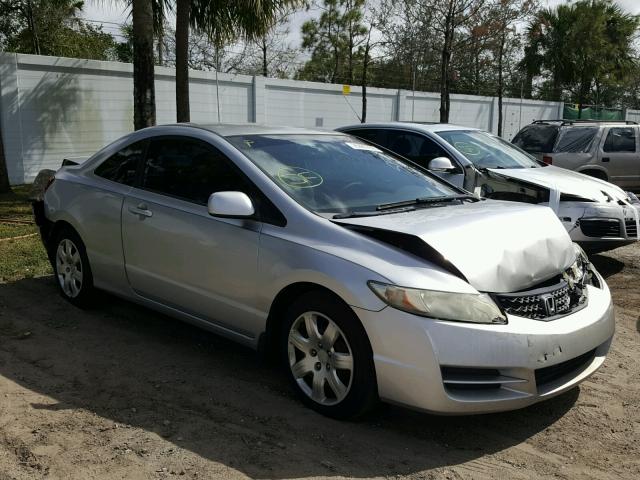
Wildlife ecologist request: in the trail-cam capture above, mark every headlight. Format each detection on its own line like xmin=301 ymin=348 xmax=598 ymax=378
xmin=568 ymin=243 xmax=600 ymax=288
xmin=368 ymin=281 xmax=507 ymax=324
xmin=627 ymin=192 xmax=640 ymax=205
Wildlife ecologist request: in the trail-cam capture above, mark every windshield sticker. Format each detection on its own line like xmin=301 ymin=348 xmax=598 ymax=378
xmin=454 ymin=141 xmax=481 ymax=156
xmin=277 ymin=167 xmax=324 ymax=188
xmin=345 ymin=142 xmax=382 ymax=152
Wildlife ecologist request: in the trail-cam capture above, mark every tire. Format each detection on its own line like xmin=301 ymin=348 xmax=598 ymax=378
xmin=582 ymin=170 xmax=607 ymax=181
xmin=281 ymin=291 xmax=378 ymax=419
xmin=51 ymin=226 xmax=94 ymax=308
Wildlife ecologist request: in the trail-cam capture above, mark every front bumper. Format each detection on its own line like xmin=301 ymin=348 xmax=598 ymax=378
xmin=354 ymin=281 xmax=614 ymax=414
xmin=559 ymin=202 xmax=639 ymax=249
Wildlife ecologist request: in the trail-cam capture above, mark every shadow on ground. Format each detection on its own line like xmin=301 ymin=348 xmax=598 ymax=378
xmin=590 ymin=253 xmax=625 ymax=279
xmin=0 ymin=277 xmax=579 ymax=478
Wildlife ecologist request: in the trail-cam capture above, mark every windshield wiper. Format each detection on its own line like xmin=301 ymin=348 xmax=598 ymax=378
xmin=333 ymin=206 xmax=417 ymax=219
xmin=478 ymin=165 xmax=506 ymax=172
xmin=376 ymin=194 xmax=478 ymax=211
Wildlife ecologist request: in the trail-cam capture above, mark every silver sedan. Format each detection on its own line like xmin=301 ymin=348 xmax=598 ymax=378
xmin=33 ymin=124 xmax=614 ymax=418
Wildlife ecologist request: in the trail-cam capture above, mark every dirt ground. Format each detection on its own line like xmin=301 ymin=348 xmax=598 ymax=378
xmin=0 ymin=245 xmax=638 ymax=480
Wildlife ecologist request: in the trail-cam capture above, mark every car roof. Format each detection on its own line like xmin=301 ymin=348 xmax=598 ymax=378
xmin=337 ymin=122 xmax=482 ymax=134
xmin=529 ymin=120 xmax=637 ymax=128
xmin=172 ymin=123 xmax=340 ymax=137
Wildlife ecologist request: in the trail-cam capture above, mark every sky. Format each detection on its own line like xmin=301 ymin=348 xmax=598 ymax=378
xmin=81 ymin=0 xmax=640 ymax=45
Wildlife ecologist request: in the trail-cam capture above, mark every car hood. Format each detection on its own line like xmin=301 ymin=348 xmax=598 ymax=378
xmin=334 ymin=201 xmax=575 ymax=293
xmin=488 ymin=165 xmax=631 ymax=204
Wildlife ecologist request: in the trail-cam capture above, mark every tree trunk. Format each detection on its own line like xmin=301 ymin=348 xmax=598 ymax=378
xmin=0 ymin=126 xmax=11 ymax=193
xmin=132 ymin=0 xmax=156 ymax=130
xmin=473 ymin=39 xmax=480 ymax=95
xmin=439 ymin=4 xmax=454 ymax=123
xmin=361 ymin=35 xmax=371 ymax=123
xmin=524 ymin=71 xmax=533 ymax=99
xmin=26 ymin=0 xmax=40 ymax=55
xmin=262 ymin=36 xmax=268 ymax=77
xmin=439 ymin=29 xmax=453 ymax=123
xmin=175 ymin=0 xmax=191 ymax=123
xmin=157 ymin=22 xmax=164 ymax=66
xmin=497 ymin=31 xmax=505 ymax=137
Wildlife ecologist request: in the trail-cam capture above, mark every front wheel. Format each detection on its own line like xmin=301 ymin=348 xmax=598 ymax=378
xmin=282 ymin=291 xmax=378 ymax=419
xmin=52 ymin=227 xmax=94 ymax=307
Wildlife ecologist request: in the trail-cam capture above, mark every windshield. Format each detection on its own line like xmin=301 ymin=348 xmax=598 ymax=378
xmin=227 ymin=134 xmax=458 ymax=215
xmin=437 ymin=130 xmax=541 ymax=169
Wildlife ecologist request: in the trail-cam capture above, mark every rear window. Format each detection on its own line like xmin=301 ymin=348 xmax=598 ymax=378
xmin=512 ymin=125 xmax=558 ymax=153
xmin=554 ymin=127 xmax=598 ymax=153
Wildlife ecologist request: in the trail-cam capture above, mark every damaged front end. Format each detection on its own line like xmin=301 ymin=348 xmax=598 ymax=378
xmin=480 ymin=168 xmax=640 ymax=253
xmin=493 ymin=244 xmax=600 ymax=322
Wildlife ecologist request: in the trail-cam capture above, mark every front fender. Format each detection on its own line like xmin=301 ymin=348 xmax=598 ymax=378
xmin=256 ymin=228 xmax=389 ymax=314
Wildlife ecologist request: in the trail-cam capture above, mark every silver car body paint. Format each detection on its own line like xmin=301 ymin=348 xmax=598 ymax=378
xmin=334 ymin=201 xmax=574 ymax=293
xmin=337 ymin=122 xmax=640 ymax=248
xmin=42 ymin=123 xmax=615 ymax=414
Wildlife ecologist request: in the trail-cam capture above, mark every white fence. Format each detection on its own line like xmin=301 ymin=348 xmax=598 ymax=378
xmin=0 ymin=53 xmax=563 ymax=185
xmin=625 ymin=109 xmax=640 ymax=123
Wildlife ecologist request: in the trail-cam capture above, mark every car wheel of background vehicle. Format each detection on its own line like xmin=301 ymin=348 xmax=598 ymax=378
xmin=52 ymin=227 xmax=94 ymax=308
xmin=281 ymin=291 xmax=378 ymax=419
xmin=582 ymin=170 xmax=608 ymax=181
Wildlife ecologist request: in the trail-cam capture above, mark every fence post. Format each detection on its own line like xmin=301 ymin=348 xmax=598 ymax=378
xmin=396 ymin=89 xmax=408 ymax=121
xmin=252 ymin=75 xmax=266 ymax=124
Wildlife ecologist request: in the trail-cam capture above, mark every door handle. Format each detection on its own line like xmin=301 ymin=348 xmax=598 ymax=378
xmin=128 ymin=203 xmax=153 ymax=218
xmin=602 ymin=157 xmax=610 ymax=162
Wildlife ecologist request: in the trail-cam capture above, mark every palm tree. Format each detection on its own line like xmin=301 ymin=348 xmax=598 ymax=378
xmin=131 ymin=0 xmax=156 ymax=130
xmin=175 ymin=0 xmax=301 ymax=123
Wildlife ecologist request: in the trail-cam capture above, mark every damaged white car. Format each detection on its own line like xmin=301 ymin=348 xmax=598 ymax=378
xmin=339 ymin=123 xmax=640 ymax=253
xmin=33 ymin=124 xmax=614 ymax=418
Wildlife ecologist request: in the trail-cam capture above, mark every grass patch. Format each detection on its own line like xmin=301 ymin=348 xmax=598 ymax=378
xmin=0 ymin=185 xmax=52 ymax=282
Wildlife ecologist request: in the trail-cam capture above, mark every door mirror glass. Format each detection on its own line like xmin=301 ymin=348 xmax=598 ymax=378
xmin=428 ymin=157 xmax=455 ymax=172
xmin=207 ymin=192 xmax=255 ymax=218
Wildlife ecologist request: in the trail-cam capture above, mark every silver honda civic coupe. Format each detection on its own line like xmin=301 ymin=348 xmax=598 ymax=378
xmin=33 ymin=124 xmax=614 ymax=419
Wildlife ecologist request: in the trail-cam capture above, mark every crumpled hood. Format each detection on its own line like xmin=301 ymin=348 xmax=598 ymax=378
xmin=488 ymin=165 xmax=631 ymax=203
xmin=335 ymin=201 xmax=575 ymax=293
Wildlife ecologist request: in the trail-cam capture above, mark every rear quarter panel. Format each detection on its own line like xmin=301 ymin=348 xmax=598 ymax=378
xmin=45 ymin=172 xmax=131 ymax=296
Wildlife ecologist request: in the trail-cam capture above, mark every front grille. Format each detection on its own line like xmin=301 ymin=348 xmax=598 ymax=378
xmin=496 ymin=281 xmax=587 ymax=321
xmin=580 ymin=219 xmax=621 ymax=238
xmin=625 ymin=219 xmax=638 ymax=238
xmin=535 ymin=349 xmax=596 ymax=387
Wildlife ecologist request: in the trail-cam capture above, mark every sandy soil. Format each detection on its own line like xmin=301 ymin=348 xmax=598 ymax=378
xmin=0 ymin=244 xmax=639 ymax=480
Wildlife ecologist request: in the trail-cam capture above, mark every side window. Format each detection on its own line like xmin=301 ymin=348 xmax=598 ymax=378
xmin=603 ymin=127 xmax=636 ymax=153
xmin=94 ymin=140 xmax=146 ymax=185
xmin=345 ymin=129 xmax=387 ymax=148
xmin=141 ymin=137 xmax=250 ymax=205
xmin=384 ymin=131 xmax=455 ymax=170
xmin=513 ymin=125 xmax=558 ymax=153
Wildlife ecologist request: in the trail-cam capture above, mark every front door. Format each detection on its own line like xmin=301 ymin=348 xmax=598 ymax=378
xmin=121 ymin=136 xmax=263 ymax=338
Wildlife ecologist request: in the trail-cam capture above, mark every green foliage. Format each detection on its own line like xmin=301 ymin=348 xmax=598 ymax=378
xmin=523 ymin=0 xmax=639 ymax=107
xmin=298 ymin=0 xmax=367 ymax=84
xmin=190 ymin=0 xmax=302 ymax=47
xmin=0 ymin=0 xmax=119 ymax=60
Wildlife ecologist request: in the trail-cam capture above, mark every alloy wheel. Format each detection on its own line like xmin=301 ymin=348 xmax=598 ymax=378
xmin=287 ymin=311 xmax=354 ymax=406
xmin=56 ymin=238 xmax=83 ymax=298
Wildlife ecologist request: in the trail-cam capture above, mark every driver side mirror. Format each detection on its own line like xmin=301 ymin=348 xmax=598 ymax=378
xmin=207 ymin=191 xmax=255 ymax=218
xmin=428 ymin=157 xmax=455 ymax=172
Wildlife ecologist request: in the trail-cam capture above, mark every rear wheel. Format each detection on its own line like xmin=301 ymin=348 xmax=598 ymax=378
xmin=52 ymin=227 xmax=94 ymax=307
xmin=581 ymin=170 xmax=608 ymax=181
xmin=281 ymin=291 xmax=378 ymax=419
